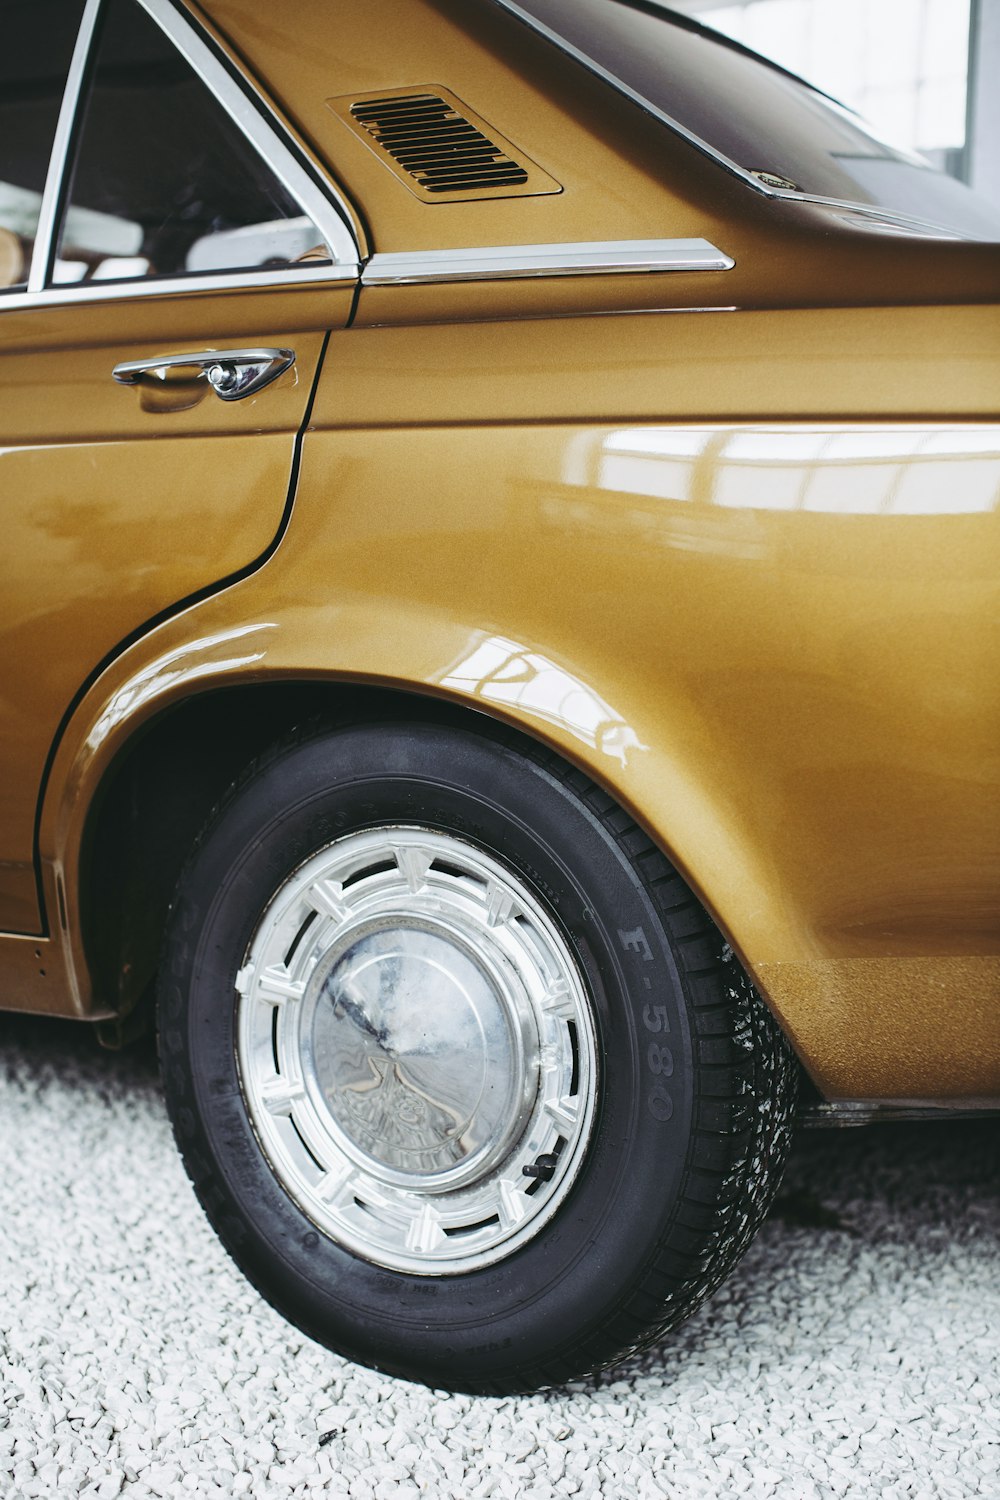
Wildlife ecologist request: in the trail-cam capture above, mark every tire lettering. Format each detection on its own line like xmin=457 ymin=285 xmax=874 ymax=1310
xmin=641 ymin=990 xmax=671 ymax=1122
xmin=648 ymin=1085 xmax=673 ymax=1122
xmin=618 ymin=925 xmax=653 ymax=961
xmin=647 ymin=1042 xmax=673 ymax=1076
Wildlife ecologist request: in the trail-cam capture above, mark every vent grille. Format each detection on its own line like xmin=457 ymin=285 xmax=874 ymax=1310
xmin=352 ymin=93 xmax=528 ymax=194
xmin=329 ymin=86 xmax=561 ymax=202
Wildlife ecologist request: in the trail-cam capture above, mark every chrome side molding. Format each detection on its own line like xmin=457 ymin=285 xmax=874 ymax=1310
xmin=362 ymin=238 xmax=734 ymax=286
xmin=800 ymin=1100 xmax=1000 ymax=1128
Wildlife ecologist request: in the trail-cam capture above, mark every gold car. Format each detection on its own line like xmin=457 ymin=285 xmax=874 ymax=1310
xmin=2 ymin=0 xmax=998 ymax=1392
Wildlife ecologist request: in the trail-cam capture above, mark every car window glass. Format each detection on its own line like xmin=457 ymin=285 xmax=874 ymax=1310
xmin=0 ymin=0 xmax=85 ymax=292
xmin=511 ymin=0 xmax=1000 ymax=240
xmin=53 ymin=0 xmax=333 ymax=286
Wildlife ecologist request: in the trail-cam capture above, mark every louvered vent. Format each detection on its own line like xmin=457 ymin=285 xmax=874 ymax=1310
xmin=353 ymin=93 xmax=528 ymax=193
xmin=329 ymin=86 xmax=561 ymax=202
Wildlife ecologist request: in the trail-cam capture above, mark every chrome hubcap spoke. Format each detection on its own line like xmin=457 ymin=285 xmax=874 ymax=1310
xmin=236 ymin=826 xmax=597 ymax=1273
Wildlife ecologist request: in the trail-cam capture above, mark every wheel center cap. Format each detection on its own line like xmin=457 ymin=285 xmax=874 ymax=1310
xmin=238 ymin=825 xmax=597 ymax=1272
xmin=309 ymin=922 xmax=524 ymax=1182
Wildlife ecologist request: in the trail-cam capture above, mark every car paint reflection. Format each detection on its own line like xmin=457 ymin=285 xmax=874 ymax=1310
xmin=438 ymin=633 xmax=647 ymax=767
xmin=84 ymin=622 xmax=276 ymax=754
xmin=584 ymin=425 xmax=1000 ymax=515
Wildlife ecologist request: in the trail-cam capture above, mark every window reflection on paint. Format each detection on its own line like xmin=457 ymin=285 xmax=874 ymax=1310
xmin=591 ymin=426 xmax=1000 ymax=515
xmin=438 ymin=634 xmax=646 ymax=766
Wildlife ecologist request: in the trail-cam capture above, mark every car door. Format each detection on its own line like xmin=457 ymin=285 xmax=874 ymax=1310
xmin=0 ymin=0 xmax=360 ymax=933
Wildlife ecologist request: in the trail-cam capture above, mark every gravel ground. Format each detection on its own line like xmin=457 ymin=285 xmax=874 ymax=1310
xmin=0 ymin=1011 xmax=997 ymax=1500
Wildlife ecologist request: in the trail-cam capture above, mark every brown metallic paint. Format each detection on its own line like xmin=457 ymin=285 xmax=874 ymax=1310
xmin=0 ymin=283 xmax=353 ymax=929
xmin=19 ymin=399 xmax=1000 ymax=1097
xmin=191 ymin=0 xmax=1000 ymax=310
xmin=0 ymin=0 xmax=997 ymax=1106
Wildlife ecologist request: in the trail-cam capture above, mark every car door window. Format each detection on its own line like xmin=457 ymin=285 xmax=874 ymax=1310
xmin=0 ymin=0 xmax=85 ymax=292
xmin=53 ymin=0 xmax=333 ymax=286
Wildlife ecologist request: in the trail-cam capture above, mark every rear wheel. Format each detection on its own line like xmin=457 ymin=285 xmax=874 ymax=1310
xmin=157 ymin=717 xmax=796 ymax=1393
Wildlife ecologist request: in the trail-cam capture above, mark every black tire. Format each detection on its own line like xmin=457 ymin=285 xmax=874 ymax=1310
xmin=157 ymin=716 xmax=797 ymax=1393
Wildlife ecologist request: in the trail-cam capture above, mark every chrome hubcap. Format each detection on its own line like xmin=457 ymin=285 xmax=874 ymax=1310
xmin=236 ymin=827 xmax=597 ymax=1273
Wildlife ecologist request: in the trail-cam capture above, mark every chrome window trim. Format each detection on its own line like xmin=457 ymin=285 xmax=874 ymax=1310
xmin=138 ymin=0 xmax=358 ymax=267
xmin=808 ymin=199 xmax=968 ymax=239
xmin=363 ymin=239 xmax=734 ymax=285
xmin=175 ymin=1 xmax=366 ymax=256
xmin=18 ymin=0 xmax=360 ymax=310
xmin=488 ymin=0 xmax=978 ymax=238
xmin=3 ymin=263 xmax=357 ymax=315
xmin=28 ymin=0 xmax=104 ymax=292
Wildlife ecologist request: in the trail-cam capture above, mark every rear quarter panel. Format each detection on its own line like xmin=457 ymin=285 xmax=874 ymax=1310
xmin=37 ymin=298 xmax=1000 ymax=1102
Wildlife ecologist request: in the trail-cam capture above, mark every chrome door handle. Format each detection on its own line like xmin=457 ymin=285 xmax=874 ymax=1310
xmin=112 ymin=347 xmax=295 ymax=401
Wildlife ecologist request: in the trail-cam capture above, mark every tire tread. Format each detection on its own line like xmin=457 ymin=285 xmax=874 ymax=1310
xmin=476 ymin=727 xmax=798 ymax=1392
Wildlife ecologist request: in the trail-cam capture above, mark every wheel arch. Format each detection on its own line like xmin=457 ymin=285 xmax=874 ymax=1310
xmin=80 ymin=679 xmax=454 ymax=1030
xmin=75 ymin=673 xmax=782 ymax=1042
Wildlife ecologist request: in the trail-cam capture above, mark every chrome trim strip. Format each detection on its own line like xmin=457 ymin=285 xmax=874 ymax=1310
xmin=764 ymin=195 xmax=969 ymax=239
xmin=489 ymin=0 xmax=977 ymax=237
xmin=363 ymin=238 xmax=733 ymax=285
xmin=2 ymin=263 xmax=357 ymax=315
xmin=801 ymin=1101 xmax=1000 ymax=1127
xmin=179 ymin=3 xmax=366 ymax=256
xmin=28 ymin=0 xmax=104 ymax=293
xmin=138 ymin=0 xmax=358 ymax=267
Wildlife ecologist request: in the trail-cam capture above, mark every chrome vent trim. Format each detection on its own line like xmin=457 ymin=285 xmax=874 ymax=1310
xmin=329 ymin=87 xmax=561 ymax=202
xmin=351 ymin=93 xmax=528 ymax=193
xmin=362 ymin=239 xmax=734 ymax=286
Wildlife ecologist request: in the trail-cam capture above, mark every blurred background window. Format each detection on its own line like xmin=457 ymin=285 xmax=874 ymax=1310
xmin=670 ymin=0 xmax=968 ymax=169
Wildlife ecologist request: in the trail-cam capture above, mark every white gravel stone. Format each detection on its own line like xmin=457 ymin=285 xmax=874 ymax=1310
xmin=1 ymin=1014 xmax=998 ymax=1499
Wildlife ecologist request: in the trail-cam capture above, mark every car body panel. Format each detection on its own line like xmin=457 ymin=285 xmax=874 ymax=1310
xmin=0 ymin=0 xmax=997 ymax=1107
xmin=0 ymin=282 xmax=353 ymax=931
xmin=189 ymin=0 xmax=1000 ymax=311
xmin=13 ymin=370 xmax=1000 ymax=1100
